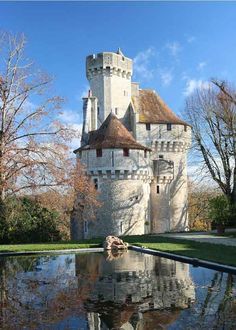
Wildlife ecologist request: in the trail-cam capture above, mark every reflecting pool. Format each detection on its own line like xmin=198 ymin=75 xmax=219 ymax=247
xmin=0 ymin=250 xmax=236 ymax=329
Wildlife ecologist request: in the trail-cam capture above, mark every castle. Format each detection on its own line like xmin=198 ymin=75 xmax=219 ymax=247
xmin=71 ymin=49 xmax=191 ymax=239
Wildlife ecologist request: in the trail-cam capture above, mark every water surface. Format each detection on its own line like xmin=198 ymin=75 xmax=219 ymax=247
xmin=0 ymin=250 xmax=235 ymax=329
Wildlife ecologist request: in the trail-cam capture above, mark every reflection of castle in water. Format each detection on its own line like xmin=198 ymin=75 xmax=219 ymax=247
xmin=75 ymin=251 xmax=195 ymax=330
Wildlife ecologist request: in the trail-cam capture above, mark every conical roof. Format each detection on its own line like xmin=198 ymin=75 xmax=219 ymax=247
xmin=74 ymin=113 xmax=150 ymax=153
xmin=132 ymin=89 xmax=189 ymax=125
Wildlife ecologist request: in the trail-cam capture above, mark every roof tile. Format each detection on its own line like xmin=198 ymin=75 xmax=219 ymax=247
xmin=74 ymin=113 xmax=150 ymax=153
xmin=132 ymin=89 xmax=189 ymax=125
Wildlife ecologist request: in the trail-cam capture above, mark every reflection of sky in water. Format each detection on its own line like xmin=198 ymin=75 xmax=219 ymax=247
xmin=8 ymin=254 xmax=77 ymax=305
xmin=0 ymin=251 xmax=236 ymax=330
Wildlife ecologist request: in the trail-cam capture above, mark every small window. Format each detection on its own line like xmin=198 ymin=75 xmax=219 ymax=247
xmin=144 ymin=150 xmax=147 ymax=158
xmin=115 ymin=107 xmax=118 ymax=115
xmin=146 ymin=123 xmax=151 ymax=131
xmin=96 ymin=148 xmax=102 ymax=157
xmin=159 ymin=155 xmax=164 ymax=159
xmin=120 ymin=222 xmax=123 ymax=233
xmin=84 ymin=220 xmax=88 ymax=233
xmin=156 ymin=185 xmax=160 ymax=194
xmin=94 ymin=178 xmax=98 ymax=190
xmin=184 ymin=125 xmax=187 ymax=132
xmin=111 ymin=151 xmax=114 ymax=167
xmin=97 ymin=106 xmax=100 ymax=115
xmin=167 ymin=123 xmax=172 ymax=131
xmin=123 ymin=148 xmax=129 ymax=157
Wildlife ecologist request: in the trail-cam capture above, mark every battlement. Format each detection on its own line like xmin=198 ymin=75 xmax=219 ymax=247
xmin=79 ymin=148 xmax=153 ymax=182
xmin=86 ymin=51 xmax=133 ymax=79
xmin=86 ymin=169 xmax=152 ymax=182
xmin=152 ymin=140 xmax=191 ymax=152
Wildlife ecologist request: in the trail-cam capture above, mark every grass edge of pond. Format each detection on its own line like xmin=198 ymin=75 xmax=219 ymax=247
xmin=1 ymin=235 xmax=236 ymax=268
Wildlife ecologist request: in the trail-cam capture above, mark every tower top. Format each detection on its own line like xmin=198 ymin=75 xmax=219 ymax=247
xmin=86 ymin=50 xmax=133 ymax=79
xmin=117 ymin=47 xmax=124 ymax=56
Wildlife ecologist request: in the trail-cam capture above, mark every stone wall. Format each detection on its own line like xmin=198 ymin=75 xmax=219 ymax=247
xmin=85 ymin=179 xmax=150 ymax=238
xmin=134 ymin=122 xmax=190 ymax=232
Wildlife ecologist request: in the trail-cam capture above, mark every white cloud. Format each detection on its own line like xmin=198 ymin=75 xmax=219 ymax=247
xmin=58 ymin=110 xmax=83 ymax=151
xmin=133 ymin=47 xmax=156 ymax=80
xmin=181 ymin=71 xmax=189 ymax=81
xmin=75 ymin=84 xmax=89 ymax=102
xmin=165 ymin=41 xmax=182 ymax=57
xmin=197 ymin=61 xmax=207 ymax=71
xmin=58 ymin=109 xmax=81 ymax=124
xmin=69 ymin=123 xmax=83 ymax=151
xmin=186 ymin=36 xmax=196 ymax=43
xmin=159 ymin=69 xmax=173 ymax=86
xmin=183 ymin=79 xmax=210 ymax=96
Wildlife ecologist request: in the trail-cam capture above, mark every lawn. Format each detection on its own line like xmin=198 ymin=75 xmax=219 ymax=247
xmin=124 ymin=235 xmax=236 ymax=267
xmin=1 ymin=235 xmax=236 ymax=268
xmin=0 ymin=238 xmax=102 ymax=253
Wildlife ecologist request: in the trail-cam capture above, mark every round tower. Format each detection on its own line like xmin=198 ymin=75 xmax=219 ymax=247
xmin=86 ymin=49 xmax=133 ymax=125
xmin=73 ymin=113 xmax=152 ymax=239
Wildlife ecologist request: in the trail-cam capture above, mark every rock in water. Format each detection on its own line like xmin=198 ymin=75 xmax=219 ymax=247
xmin=103 ymin=235 xmax=129 ymax=250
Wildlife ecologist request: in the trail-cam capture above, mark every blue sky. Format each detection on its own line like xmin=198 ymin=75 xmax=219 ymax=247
xmin=1 ymin=1 xmax=236 ymax=136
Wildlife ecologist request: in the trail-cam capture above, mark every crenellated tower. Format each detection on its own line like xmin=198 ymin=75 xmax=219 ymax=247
xmin=86 ymin=49 xmax=132 ymax=126
xmin=71 ymin=49 xmax=191 ymax=240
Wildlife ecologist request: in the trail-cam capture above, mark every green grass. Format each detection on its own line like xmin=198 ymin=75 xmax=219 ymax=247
xmin=0 ymin=238 xmax=102 ymax=253
xmin=123 ymin=235 xmax=236 ymax=267
xmin=1 ymin=235 xmax=236 ymax=267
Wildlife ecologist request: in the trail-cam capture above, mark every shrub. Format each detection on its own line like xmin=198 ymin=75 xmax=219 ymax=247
xmin=208 ymin=195 xmax=232 ymax=227
xmin=1 ymin=197 xmax=62 ymax=243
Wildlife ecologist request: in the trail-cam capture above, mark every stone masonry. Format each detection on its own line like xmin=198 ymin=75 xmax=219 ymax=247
xmin=71 ymin=49 xmax=191 ymax=239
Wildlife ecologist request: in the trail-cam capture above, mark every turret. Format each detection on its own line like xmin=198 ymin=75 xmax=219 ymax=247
xmin=73 ymin=114 xmax=152 ymax=239
xmin=81 ymin=90 xmax=98 ymax=146
xmin=86 ymin=49 xmax=133 ymax=125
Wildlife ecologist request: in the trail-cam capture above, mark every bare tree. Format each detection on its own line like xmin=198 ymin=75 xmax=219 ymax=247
xmin=0 ymin=32 xmax=71 ymax=200
xmin=0 ymin=31 xmax=99 ymax=237
xmin=185 ymin=80 xmax=236 ymax=205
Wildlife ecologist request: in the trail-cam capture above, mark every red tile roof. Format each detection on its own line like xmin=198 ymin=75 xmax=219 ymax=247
xmin=74 ymin=113 xmax=150 ymax=153
xmin=132 ymin=89 xmax=189 ymax=125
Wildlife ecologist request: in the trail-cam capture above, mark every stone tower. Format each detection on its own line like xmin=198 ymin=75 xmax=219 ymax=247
xmin=71 ymin=49 xmax=191 ymax=240
xmin=86 ymin=49 xmax=132 ymax=125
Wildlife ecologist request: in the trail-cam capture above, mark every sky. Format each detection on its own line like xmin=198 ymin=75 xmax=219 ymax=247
xmin=0 ymin=1 xmax=236 ymax=151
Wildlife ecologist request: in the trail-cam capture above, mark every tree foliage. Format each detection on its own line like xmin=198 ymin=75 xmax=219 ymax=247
xmin=1 ymin=197 xmax=62 ymax=243
xmin=208 ymin=195 xmax=233 ymax=226
xmin=188 ymin=180 xmax=213 ymax=230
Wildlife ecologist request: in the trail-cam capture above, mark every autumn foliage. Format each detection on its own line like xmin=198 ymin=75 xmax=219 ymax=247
xmin=0 ymin=31 xmax=99 ymax=242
